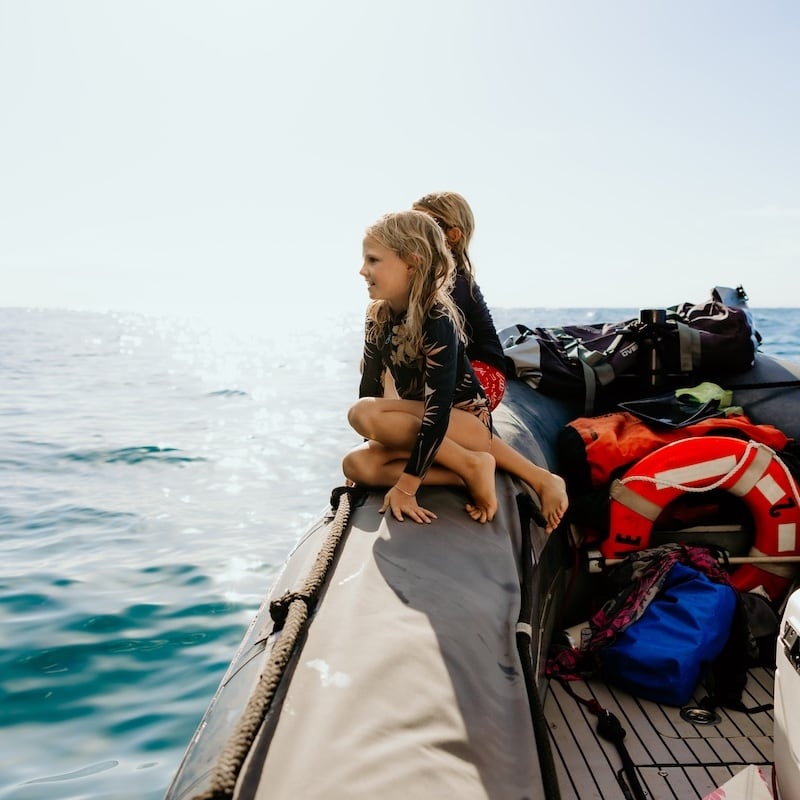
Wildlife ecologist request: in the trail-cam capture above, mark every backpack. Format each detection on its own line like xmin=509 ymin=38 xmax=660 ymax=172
xmin=546 ymin=544 xmax=777 ymax=709
xmin=500 ymin=286 xmax=761 ymax=415
xmin=598 ymin=561 xmax=737 ymax=706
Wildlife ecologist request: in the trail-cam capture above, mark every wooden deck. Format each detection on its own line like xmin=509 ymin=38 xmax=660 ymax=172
xmin=543 ymin=667 xmax=775 ymax=799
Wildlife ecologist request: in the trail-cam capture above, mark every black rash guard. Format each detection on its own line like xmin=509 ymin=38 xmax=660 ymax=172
xmin=452 ymin=270 xmax=506 ymax=374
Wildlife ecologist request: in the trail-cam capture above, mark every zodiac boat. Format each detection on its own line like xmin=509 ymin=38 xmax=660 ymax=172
xmin=165 ymin=289 xmax=800 ymax=800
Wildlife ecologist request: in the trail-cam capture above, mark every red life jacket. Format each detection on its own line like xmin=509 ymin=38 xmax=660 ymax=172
xmin=560 ymin=411 xmax=790 ymax=491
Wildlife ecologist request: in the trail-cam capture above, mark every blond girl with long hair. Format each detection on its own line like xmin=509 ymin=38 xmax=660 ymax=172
xmin=344 ymin=210 xmax=498 ymax=524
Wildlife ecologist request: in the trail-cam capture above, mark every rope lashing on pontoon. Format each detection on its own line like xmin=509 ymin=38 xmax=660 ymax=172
xmin=191 ymin=486 xmax=363 ymax=800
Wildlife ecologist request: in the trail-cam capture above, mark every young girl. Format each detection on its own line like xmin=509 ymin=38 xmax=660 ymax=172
xmin=412 ymin=191 xmax=569 ymax=532
xmin=412 ymin=191 xmax=507 ymax=411
xmin=343 ymin=210 xmax=498 ymax=525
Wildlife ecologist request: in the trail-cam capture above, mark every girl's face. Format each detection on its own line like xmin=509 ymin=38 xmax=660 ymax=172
xmin=360 ymin=237 xmax=413 ymax=312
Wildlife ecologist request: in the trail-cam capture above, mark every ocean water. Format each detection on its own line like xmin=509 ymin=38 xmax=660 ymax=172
xmin=1 ymin=305 xmax=798 ymax=800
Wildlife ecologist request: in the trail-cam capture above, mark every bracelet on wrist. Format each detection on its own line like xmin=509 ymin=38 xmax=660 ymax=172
xmin=395 ymin=485 xmax=416 ymax=497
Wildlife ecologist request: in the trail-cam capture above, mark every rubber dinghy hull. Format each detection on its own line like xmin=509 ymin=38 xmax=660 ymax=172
xmin=165 ymin=471 xmax=556 ymax=800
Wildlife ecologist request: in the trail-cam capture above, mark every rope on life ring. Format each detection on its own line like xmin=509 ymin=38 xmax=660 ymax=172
xmin=602 ymin=436 xmax=800 ymax=601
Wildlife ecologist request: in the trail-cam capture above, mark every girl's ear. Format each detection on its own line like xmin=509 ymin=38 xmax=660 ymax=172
xmin=446 ymin=227 xmax=463 ymax=246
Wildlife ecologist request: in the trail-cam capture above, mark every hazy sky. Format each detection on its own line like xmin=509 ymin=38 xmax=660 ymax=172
xmin=2 ymin=1 xmax=798 ymax=325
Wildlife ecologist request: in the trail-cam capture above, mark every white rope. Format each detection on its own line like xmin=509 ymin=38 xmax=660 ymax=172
xmin=619 ymin=439 xmax=760 ymax=495
xmin=619 ymin=439 xmax=800 ymax=518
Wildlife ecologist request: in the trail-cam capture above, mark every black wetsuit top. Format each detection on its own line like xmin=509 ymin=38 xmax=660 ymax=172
xmin=452 ymin=270 xmax=506 ymax=374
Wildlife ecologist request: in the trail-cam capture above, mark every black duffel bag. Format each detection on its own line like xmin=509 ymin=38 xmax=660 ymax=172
xmin=501 ymin=286 xmax=760 ymax=414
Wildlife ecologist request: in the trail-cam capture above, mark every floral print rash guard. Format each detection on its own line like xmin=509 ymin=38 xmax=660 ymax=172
xmin=359 ymin=307 xmax=492 ymax=479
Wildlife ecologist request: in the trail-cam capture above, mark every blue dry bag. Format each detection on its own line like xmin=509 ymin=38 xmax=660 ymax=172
xmin=599 ymin=562 xmax=737 ymax=706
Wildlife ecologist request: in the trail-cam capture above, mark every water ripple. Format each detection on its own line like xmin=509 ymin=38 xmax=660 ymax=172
xmin=61 ymin=446 xmax=204 ymax=465
xmin=24 ymin=761 xmax=119 ymax=785
xmin=205 ymin=389 xmax=249 ymax=398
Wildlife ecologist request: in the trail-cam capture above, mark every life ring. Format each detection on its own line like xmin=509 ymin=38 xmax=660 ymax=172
xmin=602 ymin=435 xmax=800 ymax=601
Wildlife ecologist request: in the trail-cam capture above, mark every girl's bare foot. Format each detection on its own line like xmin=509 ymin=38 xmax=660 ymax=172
xmin=463 ymin=451 xmax=497 ymax=523
xmin=538 ymin=473 xmax=568 ymax=533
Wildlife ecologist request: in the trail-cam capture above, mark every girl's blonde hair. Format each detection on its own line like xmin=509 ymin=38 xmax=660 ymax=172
xmin=412 ymin=191 xmax=475 ymax=282
xmin=364 ymin=210 xmax=464 ymax=359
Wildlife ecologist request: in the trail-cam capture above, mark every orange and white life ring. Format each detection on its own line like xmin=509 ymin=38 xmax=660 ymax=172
xmin=602 ymin=435 xmax=800 ymax=601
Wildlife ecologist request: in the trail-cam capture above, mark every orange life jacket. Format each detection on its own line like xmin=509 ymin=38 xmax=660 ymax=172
xmin=563 ymin=411 xmax=791 ymax=489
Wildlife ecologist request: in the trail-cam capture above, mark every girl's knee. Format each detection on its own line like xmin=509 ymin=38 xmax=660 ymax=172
xmin=342 ymin=450 xmax=355 ymax=480
xmin=342 ymin=449 xmax=367 ymax=484
xmin=347 ymin=397 xmax=375 ymax=434
xmin=346 ymin=402 xmax=360 ymax=429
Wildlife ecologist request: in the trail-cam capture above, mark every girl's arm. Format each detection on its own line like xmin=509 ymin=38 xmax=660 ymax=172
xmin=358 ymin=321 xmax=385 ymax=398
xmin=403 ymin=313 xmax=459 ymax=478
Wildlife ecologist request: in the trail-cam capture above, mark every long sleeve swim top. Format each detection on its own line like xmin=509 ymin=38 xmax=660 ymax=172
xmin=452 ymin=270 xmax=506 ymax=374
xmin=359 ymin=307 xmax=491 ymax=479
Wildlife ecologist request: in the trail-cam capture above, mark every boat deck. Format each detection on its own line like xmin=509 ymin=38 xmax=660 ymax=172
xmin=544 ymin=667 xmax=774 ymax=799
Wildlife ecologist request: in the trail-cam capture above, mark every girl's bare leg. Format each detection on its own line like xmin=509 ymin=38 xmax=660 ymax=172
xmin=490 ymin=437 xmax=568 ymax=533
xmin=343 ymin=442 xmax=461 ymax=489
xmin=345 ymin=398 xmax=497 ymax=522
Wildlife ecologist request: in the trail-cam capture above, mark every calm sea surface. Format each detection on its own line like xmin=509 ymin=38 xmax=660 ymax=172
xmin=1 ymin=305 xmax=798 ymax=800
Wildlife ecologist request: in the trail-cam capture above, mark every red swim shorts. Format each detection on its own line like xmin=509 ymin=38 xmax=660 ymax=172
xmin=471 ymin=360 xmax=507 ymax=412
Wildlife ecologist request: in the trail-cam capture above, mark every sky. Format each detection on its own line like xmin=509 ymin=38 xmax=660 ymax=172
xmin=1 ymin=1 xmax=798 ymax=327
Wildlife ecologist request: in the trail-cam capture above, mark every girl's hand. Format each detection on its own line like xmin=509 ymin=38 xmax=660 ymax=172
xmin=380 ymin=486 xmax=437 ymax=524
